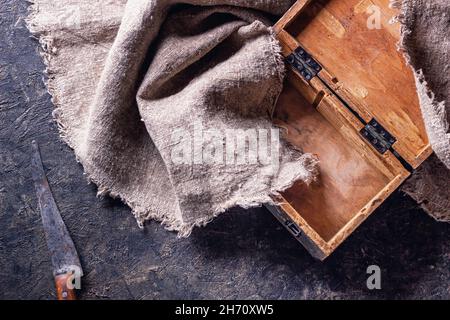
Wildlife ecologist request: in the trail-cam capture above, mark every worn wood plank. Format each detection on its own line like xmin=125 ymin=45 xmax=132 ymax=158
xmin=284 ymin=0 xmax=432 ymax=167
xmin=272 ymin=0 xmax=432 ymax=258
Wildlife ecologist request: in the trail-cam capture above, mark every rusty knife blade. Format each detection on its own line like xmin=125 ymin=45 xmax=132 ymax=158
xmin=31 ymin=141 xmax=83 ymax=277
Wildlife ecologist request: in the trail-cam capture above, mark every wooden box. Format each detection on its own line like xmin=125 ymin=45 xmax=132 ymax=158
xmin=267 ymin=0 xmax=432 ymax=260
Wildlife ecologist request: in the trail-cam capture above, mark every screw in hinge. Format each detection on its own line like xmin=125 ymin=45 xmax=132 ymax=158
xmin=360 ymin=118 xmax=397 ymax=154
xmin=286 ymin=46 xmax=322 ymax=82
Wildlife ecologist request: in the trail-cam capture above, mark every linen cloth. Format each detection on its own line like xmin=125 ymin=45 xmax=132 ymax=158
xmin=27 ymin=0 xmax=320 ymax=235
xmin=391 ymin=0 xmax=450 ymax=222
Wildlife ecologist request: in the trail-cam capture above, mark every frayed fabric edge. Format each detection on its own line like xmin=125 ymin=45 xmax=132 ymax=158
xmin=267 ymin=27 xmax=287 ymax=119
xmin=389 ymin=0 xmax=414 ymax=61
xmin=135 ymin=153 xmax=319 ymax=238
xmin=25 ymin=1 xmax=194 ymax=236
xmin=390 ymin=0 xmax=450 ymax=168
xmin=136 ymin=30 xmax=319 ymax=238
xmin=25 ymin=2 xmax=319 ymax=236
xmin=390 ymin=0 xmax=450 ymax=223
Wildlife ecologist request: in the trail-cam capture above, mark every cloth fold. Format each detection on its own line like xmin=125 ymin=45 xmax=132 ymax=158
xmin=27 ymin=0 xmax=320 ymax=235
xmin=391 ymin=0 xmax=450 ymax=222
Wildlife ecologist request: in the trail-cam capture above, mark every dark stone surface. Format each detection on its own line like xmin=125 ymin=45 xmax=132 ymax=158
xmin=0 ymin=0 xmax=448 ymax=300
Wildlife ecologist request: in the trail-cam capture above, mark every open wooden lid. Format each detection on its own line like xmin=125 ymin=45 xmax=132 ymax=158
xmin=277 ymin=0 xmax=431 ymax=168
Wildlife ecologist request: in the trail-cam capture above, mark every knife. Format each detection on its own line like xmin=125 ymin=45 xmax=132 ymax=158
xmin=31 ymin=141 xmax=83 ymax=300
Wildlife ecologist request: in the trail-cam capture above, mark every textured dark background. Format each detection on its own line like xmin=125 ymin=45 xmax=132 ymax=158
xmin=0 ymin=0 xmax=449 ymax=300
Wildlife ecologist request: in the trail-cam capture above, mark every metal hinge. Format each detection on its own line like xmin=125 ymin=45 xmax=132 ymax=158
xmin=360 ymin=118 xmax=397 ymax=154
xmin=269 ymin=206 xmax=302 ymax=238
xmin=284 ymin=220 xmax=302 ymax=237
xmin=286 ymin=46 xmax=322 ymax=82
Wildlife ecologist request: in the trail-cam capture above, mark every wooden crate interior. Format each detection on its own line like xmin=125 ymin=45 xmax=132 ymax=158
xmin=274 ymin=81 xmax=401 ymax=242
xmin=284 ymin=0 xmax=429 ymax=168
xmin=270 ymin=0 xmax=432 ymax=256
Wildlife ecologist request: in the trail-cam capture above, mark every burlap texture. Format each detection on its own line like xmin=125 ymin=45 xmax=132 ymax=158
xmin=27 ymin=0 xmax=320 ymax=235
xmin=391 ymin=0 xmax=450 ymax=222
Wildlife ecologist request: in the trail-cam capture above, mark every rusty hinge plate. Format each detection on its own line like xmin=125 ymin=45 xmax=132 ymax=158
xmin=360 ymin=118 xmax=397 ymax=154
xmin=286 ymin=46 xmax=322 ymax=82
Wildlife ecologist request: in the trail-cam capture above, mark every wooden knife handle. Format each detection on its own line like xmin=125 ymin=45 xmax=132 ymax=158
xmin=55 ymin=273 xmax=77 ymax=300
